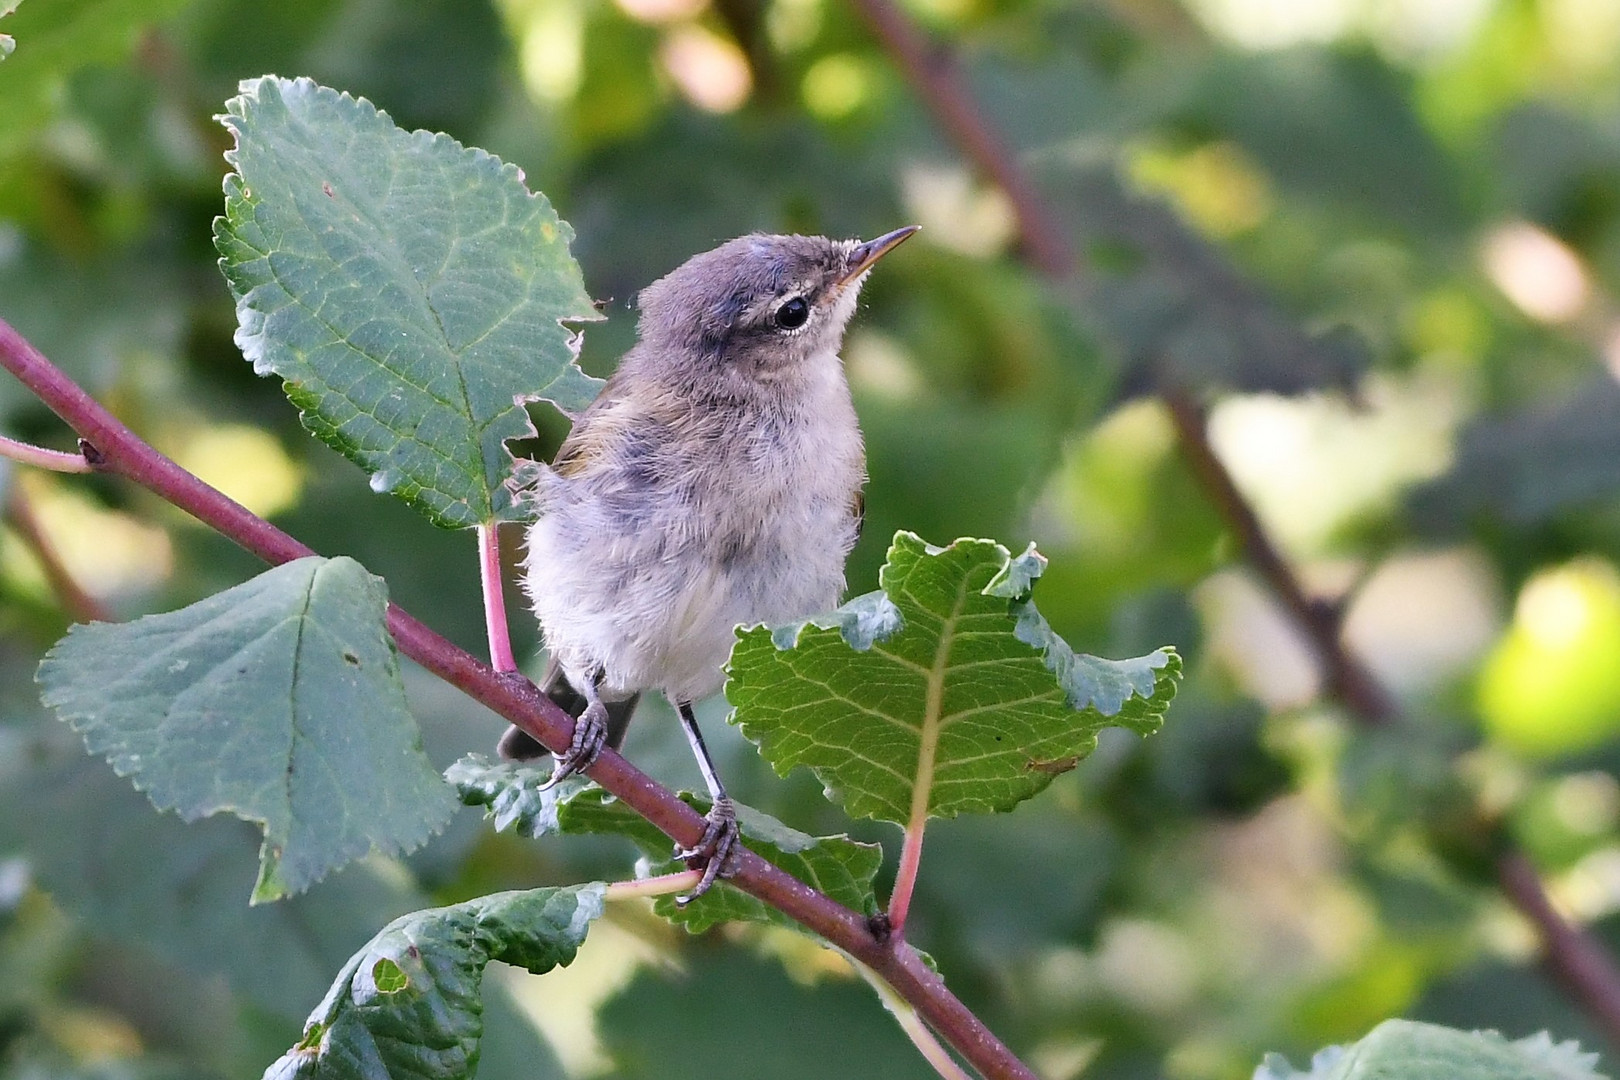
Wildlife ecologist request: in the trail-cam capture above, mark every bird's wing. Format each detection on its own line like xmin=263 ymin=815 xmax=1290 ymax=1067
xmin=550 ymin=367 xmax=635 ymax=478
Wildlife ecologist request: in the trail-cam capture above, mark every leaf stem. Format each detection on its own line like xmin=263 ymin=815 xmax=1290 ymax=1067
xmin=0 ymin=315 xmax=1038 ymax=1080
xmin=890 ymin=573 xmax=963 ymax=934
xmin=0 ymin=432 xmax=94 ymax=473
xmin=856 ymin=958 xmax=975 ymax=1080
xmin=477 ymin=521 xmax=518 ymax=673
xmin=605 ymin=870 xmax=704 ymax=901
xmin=888 ymin=816 xmax=927 ymax=936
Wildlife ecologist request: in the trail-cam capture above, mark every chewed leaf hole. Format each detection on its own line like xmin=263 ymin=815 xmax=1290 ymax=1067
xmin=372 ymin=956 xmax=409 ymax=993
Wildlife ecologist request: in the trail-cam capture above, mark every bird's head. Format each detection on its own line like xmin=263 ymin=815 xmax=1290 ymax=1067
xmin=633 ymin=227 xmax=918 ymax=387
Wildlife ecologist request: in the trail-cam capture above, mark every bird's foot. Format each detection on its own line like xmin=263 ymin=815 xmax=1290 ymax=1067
xmin=673 ymin=796 xmax=742 ymax=903
xmin=541 ymin=701 xmax=609 ymax=788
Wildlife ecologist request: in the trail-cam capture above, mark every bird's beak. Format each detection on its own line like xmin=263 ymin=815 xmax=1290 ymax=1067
xmin=837 ymin=225 xmax=921 ymax=287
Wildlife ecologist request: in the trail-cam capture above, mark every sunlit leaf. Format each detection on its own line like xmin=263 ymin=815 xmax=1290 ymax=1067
xmin=727 ymin=532 xmax=1180 ymax=824
xmin=37 ymin=556 xmax=458 ymax=902
xmin=216 ymin=75 xmax=602 ymax=529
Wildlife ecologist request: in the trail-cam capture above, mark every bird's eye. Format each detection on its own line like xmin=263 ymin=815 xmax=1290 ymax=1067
xmin=774 ymin=297 xmax=810 ymax=330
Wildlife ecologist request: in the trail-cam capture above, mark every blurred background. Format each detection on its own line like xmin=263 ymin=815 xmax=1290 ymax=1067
xmin=3 ymin=0 xmax=1620 ymax=1077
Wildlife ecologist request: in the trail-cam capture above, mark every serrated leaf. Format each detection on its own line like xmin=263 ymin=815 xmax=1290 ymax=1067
xmin=727 ymin=532 xmax=1181 ymax=824
xmin=1255 ymin=1021 xmax=1607 ymax=1080
xmin=215 ymin=75 xmax=603 ymax=529
xmin=37 ymin=556 xmax=458 ymax=902
xmin=266 ymin=884 xmax=604 ymax=1080
xmin=0 ymin=715 xmax=567 ymax=1079
xmin=448 ymin=755 xmax=882 ymax=933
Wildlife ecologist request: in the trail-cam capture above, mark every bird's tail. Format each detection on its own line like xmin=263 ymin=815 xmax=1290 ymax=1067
xmin=496 ymin=656 xmax=640 ymax=761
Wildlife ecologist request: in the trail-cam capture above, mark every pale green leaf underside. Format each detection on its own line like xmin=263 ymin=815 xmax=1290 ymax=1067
xmin=1256 ymin=1021 xmax=1606 ymax=1080
xmin=215 ymin=75 xmax=603 ymax=529
xmin=37 ymin=556 xmax=458 ymax=902
xmin=728 ymin=532 xmax=1181 ymax=825
xmin=448 ymin=755 xmax=882 ymax=933
xmin=266 ymin=884 xmax=605 ymax=1080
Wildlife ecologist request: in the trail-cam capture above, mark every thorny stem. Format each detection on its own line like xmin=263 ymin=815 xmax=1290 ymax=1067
xmin=605 ymin=870 xmax=704 ymax=901
xmin=0 ymin=432 xmax=93 ymax=473
xmin=857 ymin=959 xmax=976 ymax=1080
xmin=849 ymin=0 xmax=1620 ymax=1053
xmin=5 ymin=482 xmax=111 ymax=624
xmin=0 ymin=316 xmax=1038 ymax=1080
xmin=477 ymin=521 xmax=518 ymax=673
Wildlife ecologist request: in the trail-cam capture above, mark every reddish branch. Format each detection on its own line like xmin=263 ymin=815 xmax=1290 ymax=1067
xmin=849 ymin=0 xmax=1620 ymax=1053
xmin=0 ymin=316 xmax=1033 ymax=1080
xmin=1162 ymin=392 xmax=1397 ymax=724
xmin=1165 ymin=391 xmax=1620 ymax=1047
xmin=1497 ymin=850 xmax=1620 ymax=1042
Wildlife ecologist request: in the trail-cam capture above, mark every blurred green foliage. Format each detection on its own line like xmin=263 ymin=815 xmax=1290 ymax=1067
xmin=5 ymin=0 xmax=1620 ymax=1077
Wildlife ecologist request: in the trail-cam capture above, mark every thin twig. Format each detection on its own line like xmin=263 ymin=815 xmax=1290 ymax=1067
xmin=477 ymin=521 xmax=518 ymax=673
xmin=1497 ymin=850 xmax=1620 ymax=1044
xmin=842 ymin=0 xmax=1073 ymax=277
xmin=5 ymin=482 xmax=112 ymax=623
xmin=847 ymin=0 xmax=1620 ymax=1053
xmin=0 ymin=316 xmax=1038 ymax=1080
xmin=605 ymin=870 xmax=704 ymax=901
xmin=1161 ymin=391 xmax=1397 ymax=723
xmin=1164 ymin=392 xmax=1620 ymax=1046
xmin=0 ymin=432 xmax=94 ymax=473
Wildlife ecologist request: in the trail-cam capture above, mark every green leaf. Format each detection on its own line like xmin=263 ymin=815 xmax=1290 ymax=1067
xmin=266 ymin=884 xmax=604 ymax=1080
xmin=727 ymin=532 xmax=1181 ymax=824
xmin=215 ymin=75 xmax=603 ymax=529
xmin=0 ymin=715 xmax=568 ymax=1079
xmin=1257 ymin=1021 xmax=1606 ymax=1080
xmin=448 ymin=755 xmax=882 ymax=933
xmin=37 ymin=556 xmax=458 ymax=902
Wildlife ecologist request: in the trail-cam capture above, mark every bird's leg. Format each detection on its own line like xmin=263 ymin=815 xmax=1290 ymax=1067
xmin=542 ymin=668 xmax=610 ymax=788
xmin=672 ymin=701 xmax=742 ymax=903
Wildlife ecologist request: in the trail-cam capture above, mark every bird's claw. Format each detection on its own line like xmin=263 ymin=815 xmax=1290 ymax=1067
xmin=673 ymin=796 xmax=742 ymax=904
xmin=542 ymin=701 xmax=609 ymax=789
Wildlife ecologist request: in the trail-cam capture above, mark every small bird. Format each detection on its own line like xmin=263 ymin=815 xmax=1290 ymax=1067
xmin=499 ymin=227 xmax=918 ymax=899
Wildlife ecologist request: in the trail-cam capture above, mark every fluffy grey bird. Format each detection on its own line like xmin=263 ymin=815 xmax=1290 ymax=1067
xmin=500 ymin=227 xmax=917 ymax=898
